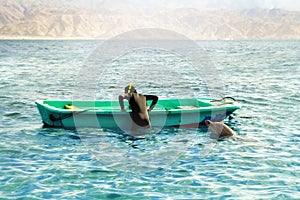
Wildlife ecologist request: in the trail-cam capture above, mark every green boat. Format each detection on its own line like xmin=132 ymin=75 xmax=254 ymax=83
xmin=35 ymin=97 xmax=241 ymax=129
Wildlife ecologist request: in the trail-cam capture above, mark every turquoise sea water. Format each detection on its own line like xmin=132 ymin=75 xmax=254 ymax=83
xmin=0 ymin=40 xmax=299 ymax=199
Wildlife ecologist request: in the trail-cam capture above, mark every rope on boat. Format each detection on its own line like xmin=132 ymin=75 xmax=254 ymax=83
xmin=210 ymin=96 xmax=237 ymax=103
xmin=221 ymin=96 xmax=237 ymax=102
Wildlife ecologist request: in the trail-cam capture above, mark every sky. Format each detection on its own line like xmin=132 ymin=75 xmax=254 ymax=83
xmin=74 ymin=0 xmax=300 ymax=11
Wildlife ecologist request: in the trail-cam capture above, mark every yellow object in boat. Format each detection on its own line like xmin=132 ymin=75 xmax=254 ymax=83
xmin=64 ymin=104 xmax=79 ymax=110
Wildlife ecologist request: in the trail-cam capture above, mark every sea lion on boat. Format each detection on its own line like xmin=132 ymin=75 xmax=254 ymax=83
xmin=205 ymin=120 xmax=236 ymax=140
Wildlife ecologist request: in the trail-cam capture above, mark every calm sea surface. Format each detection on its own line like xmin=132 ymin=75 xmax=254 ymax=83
xmin=0 ymin=40 xmax=299 ymax=199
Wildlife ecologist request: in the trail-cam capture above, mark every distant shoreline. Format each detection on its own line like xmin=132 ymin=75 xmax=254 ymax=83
xmin=1 ymin=36 xmax=300 ymax=41
xmin=0 ymin=36 xmax=98 ymax=40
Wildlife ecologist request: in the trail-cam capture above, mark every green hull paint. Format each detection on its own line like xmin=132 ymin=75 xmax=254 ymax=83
xmin=35 ymin=98 xmax=241 ymax=129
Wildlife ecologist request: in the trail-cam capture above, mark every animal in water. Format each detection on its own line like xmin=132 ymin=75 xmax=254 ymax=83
xmin=205 ymin=120 xmax=236 ymax=140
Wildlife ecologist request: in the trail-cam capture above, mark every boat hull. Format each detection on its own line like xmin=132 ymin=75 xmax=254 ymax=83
xmin=35 ymin=98 xmax=241 ymax=129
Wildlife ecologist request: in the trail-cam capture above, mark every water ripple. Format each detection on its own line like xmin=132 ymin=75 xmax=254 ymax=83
xmin=0 ymin=40 xmax=299 ymax=199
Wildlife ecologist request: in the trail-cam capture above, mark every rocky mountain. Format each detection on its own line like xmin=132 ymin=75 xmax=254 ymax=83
xmin=1 ymin=0 xmax=300 ymax=39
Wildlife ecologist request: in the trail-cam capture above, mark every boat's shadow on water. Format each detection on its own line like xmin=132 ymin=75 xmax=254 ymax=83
xmin=38 ymin=125 xmax=153 ymax=147
xmin=37 ymin=126 xmax=81 ymax=141
xmin=39 ymin=120 xmax=243 ymax=144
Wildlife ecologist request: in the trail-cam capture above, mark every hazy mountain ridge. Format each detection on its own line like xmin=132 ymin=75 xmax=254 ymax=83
xmin=1 ymin=0 xmax=300 ymax=39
